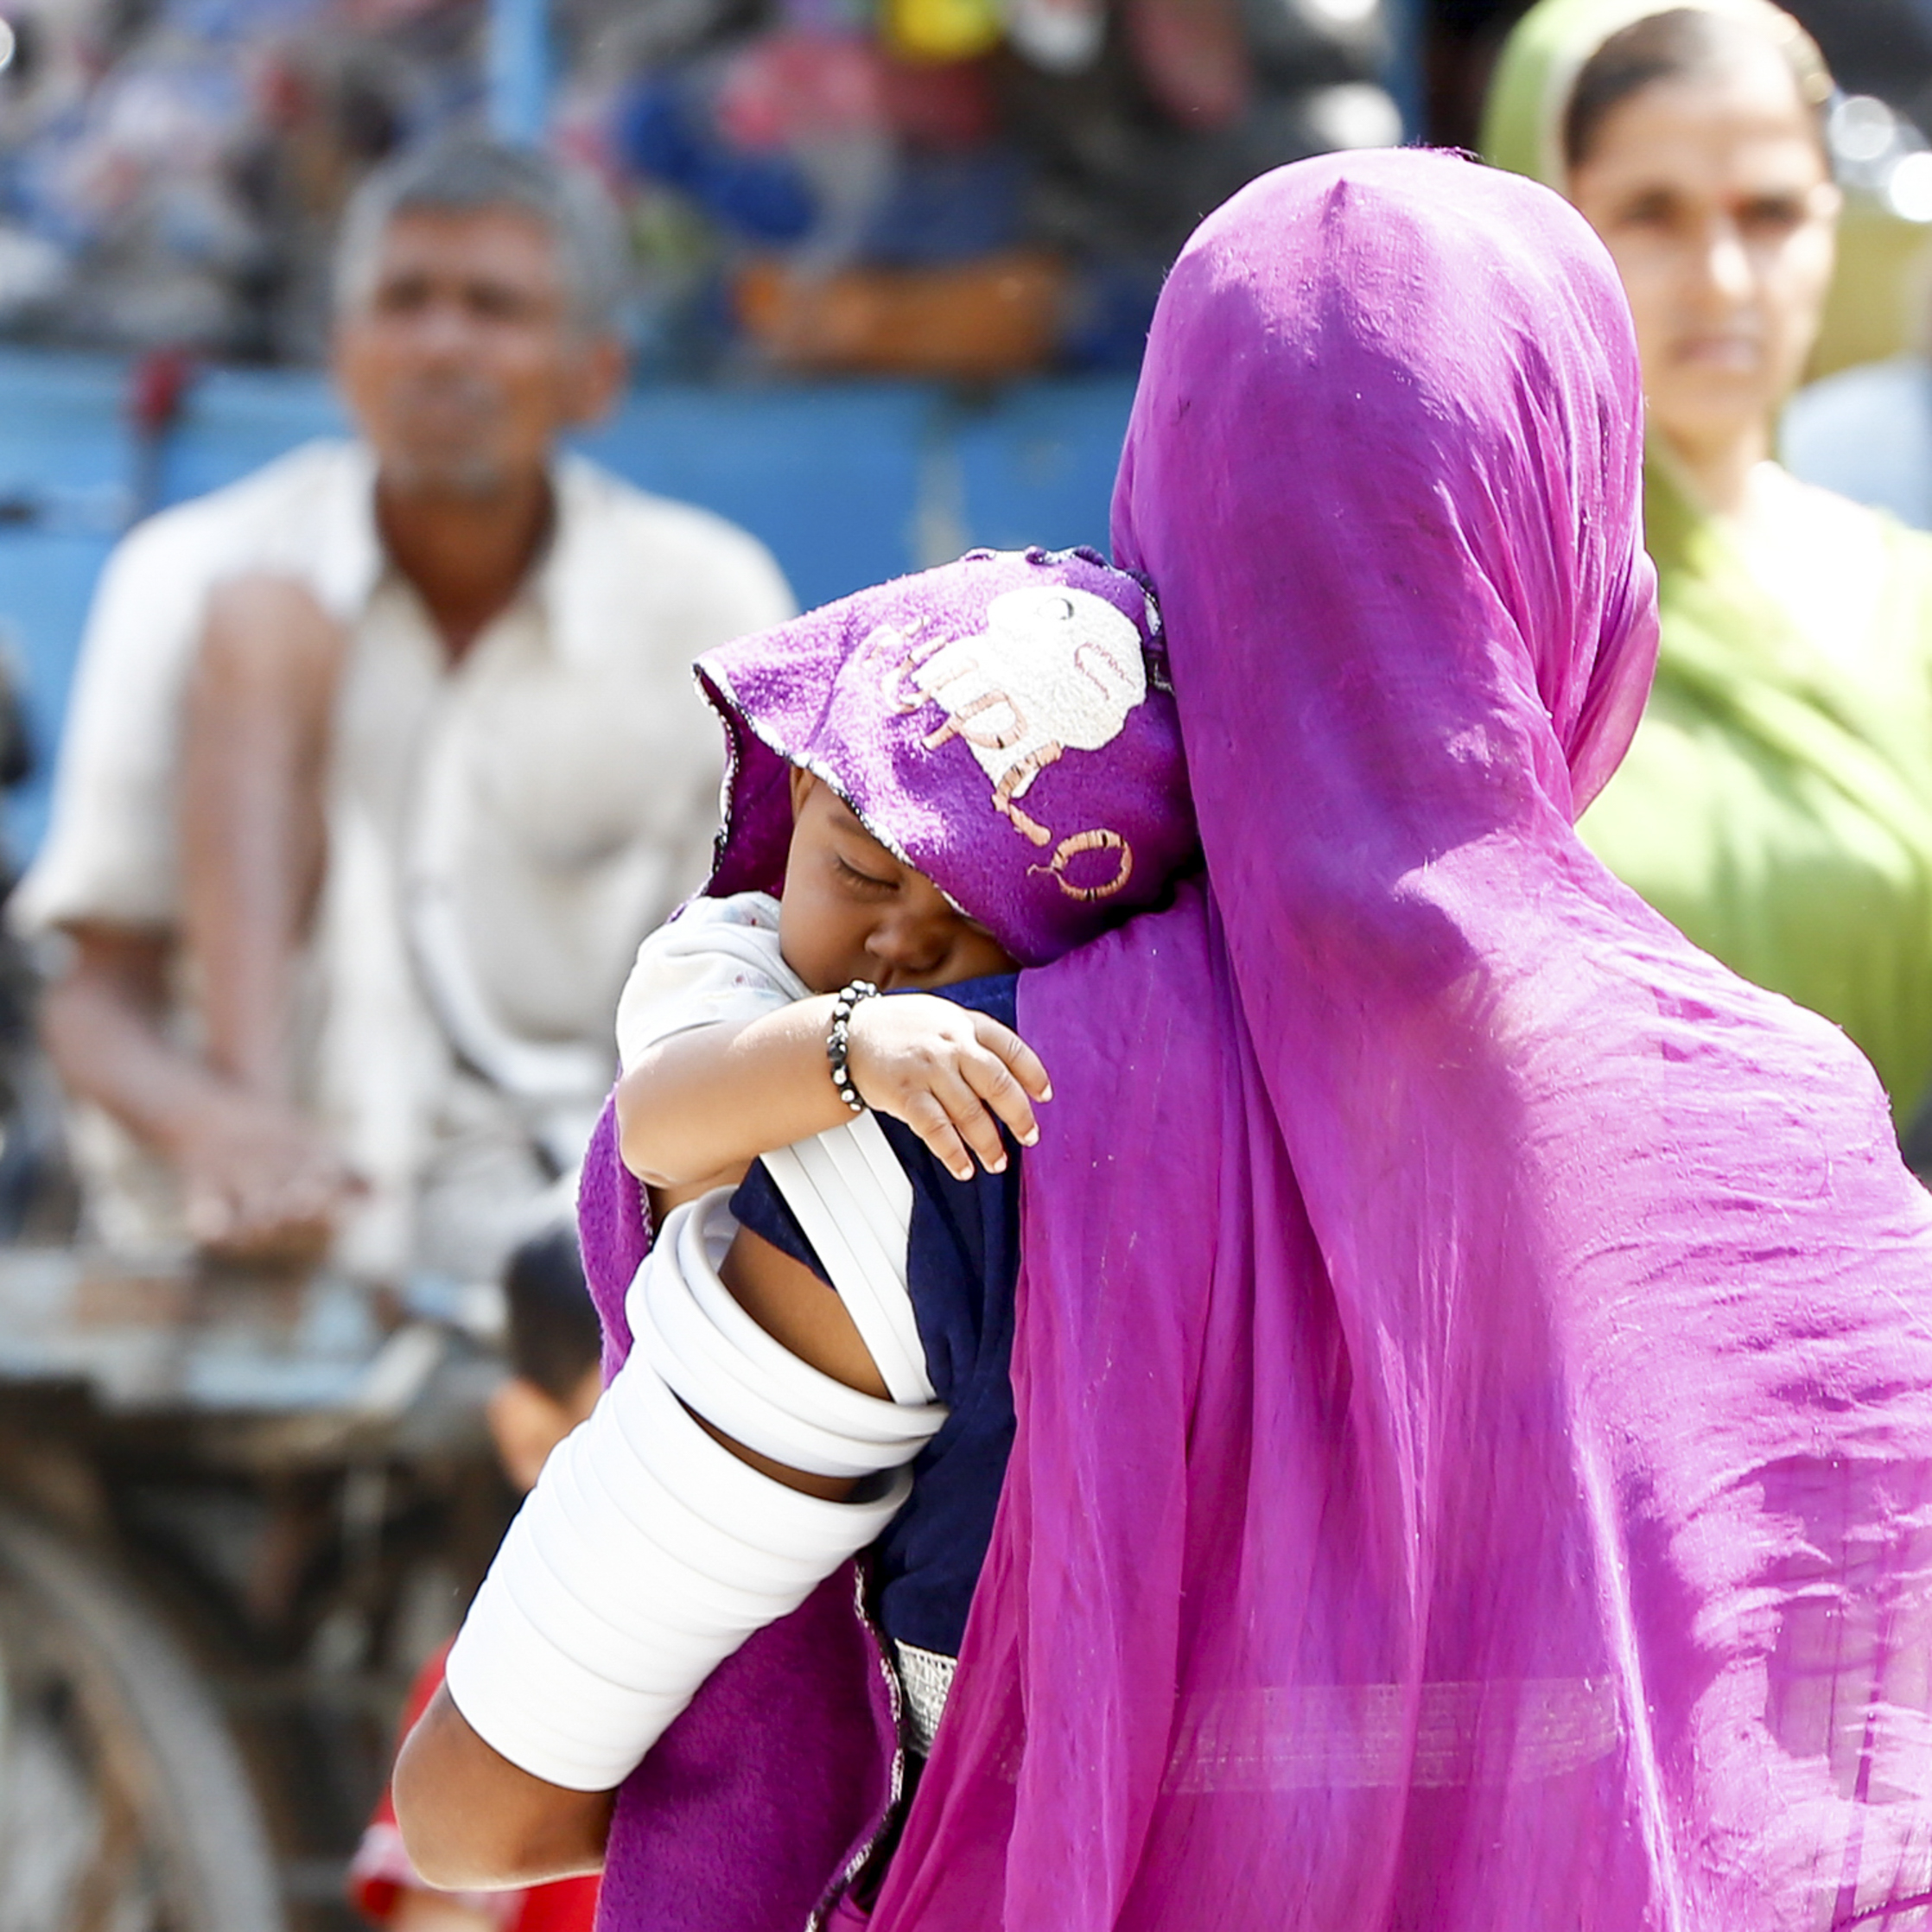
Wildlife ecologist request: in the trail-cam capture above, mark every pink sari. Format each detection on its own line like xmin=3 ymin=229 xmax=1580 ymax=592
xmin=871 ymin=149 xmax=1932 ymax=1929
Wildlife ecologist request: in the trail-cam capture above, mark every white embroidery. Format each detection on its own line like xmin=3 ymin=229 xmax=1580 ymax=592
xmin=907 ymin=588 xmax=1147 ymax=842
xmin=893 ymin=1640 xmax=958 ymax=1757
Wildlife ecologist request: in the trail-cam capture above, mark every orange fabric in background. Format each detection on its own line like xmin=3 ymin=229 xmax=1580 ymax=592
xmin=734 ymin=250 xmax=1065 ymax=378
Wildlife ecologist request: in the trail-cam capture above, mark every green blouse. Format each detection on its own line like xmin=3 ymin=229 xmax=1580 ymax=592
xmin=1579 ymin=465 xmax=1932 ymax=1121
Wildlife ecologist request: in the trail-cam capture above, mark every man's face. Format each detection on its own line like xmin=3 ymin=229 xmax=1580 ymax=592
xmin=333 ymin=207 xmax=623 ymax=500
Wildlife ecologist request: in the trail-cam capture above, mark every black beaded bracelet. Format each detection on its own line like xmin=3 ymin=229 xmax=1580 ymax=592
xmin=827 ymin=979 xmax=880 ymax=1114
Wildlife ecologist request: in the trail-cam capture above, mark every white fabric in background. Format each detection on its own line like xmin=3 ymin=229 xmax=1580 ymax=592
xmin=15 ymin=440 xmax=793 ymax=1283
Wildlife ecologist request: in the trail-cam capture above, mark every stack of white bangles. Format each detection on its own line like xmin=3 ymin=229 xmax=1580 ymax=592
xmin=445 ymin=1116 xmax=945 ymax=1791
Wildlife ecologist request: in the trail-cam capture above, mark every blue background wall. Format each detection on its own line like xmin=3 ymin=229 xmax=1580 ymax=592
xmin=0 ymin=350 xmax=1137 ymax=858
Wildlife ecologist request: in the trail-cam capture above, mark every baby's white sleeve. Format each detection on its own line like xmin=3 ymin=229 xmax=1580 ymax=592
xmin=614 ymin=893 xmax=809 ymax=1071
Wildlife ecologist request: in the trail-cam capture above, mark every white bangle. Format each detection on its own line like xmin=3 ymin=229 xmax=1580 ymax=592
xmin=638 ymin=1191 xmax=944 ymax=1475
xmin=443 ymin=1190 xmax=945 ymax=1792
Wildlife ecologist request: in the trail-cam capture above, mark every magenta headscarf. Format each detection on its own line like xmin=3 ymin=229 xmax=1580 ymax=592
xmin=868 ymin=149 xmax=1932 ymax=1929
xmin=698 ymin=544 xmax=1190 ymax=969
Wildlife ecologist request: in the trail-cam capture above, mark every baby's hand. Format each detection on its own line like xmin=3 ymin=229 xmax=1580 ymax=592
xmin=845 ymin=995 xmax=1052 ymax=1182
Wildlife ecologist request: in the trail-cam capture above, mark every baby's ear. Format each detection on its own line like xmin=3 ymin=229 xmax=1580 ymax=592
xmin=789 ymin=765 xmax=817 ymax=820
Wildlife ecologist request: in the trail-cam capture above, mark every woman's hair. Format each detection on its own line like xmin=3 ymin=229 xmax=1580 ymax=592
xmin=1563 ymin=6 xmax=1833 ymax=174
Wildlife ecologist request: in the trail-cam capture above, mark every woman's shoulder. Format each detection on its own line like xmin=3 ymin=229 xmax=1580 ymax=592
xmin=1754 ymin=462 xmax=1932 ymax=582
xmin=1725 ymin=465 xmax=1932 ymax=679
xmin=1753 ymin=462 xmax=1890 ymax=552
xmin=1784 ymin=473 xmax=1932 ymax=671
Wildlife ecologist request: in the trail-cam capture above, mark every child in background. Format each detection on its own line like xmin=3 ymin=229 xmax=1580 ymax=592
xmin=348 ymin=1225 xmax=602 ymax=1932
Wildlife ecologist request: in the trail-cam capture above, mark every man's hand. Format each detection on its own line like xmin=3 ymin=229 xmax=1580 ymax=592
xmin=171 ymin=1087 xmax=359 ymax=1269
xmin=41 ymin=925 xmax=359 ymax=1270
xmin=846 ymin=994 xmax=1051 ymax=1182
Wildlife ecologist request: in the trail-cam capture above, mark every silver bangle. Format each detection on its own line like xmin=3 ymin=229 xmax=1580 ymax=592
xmin=827 ymin=980 xmax=880 ymax=1114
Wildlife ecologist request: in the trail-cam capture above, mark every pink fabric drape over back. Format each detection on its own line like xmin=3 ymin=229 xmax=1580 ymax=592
xmin=869 ymin=150 xmax=1932 ymax=1929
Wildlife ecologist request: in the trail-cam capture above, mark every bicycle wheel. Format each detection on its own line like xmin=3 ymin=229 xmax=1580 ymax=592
xmin=0 ymin=1504 xmax=288 ymax=1932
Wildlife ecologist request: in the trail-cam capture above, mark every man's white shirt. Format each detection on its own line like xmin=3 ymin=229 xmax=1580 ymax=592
xmin=14 ymin=439 xmax=794 ymax=1284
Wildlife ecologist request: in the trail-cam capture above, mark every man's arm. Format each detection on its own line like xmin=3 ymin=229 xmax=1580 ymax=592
xmin=41 ymin=925 xmax=215 ymax=1148
xmin=32 ymin=571 xmax=361 ymax=1268
xmin=40 ymin=923 xmax=353 ymax=1264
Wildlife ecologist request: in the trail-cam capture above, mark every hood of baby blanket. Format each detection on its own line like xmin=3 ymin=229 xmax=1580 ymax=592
xmin=697 ymin=545 xmax=1195 ymax=968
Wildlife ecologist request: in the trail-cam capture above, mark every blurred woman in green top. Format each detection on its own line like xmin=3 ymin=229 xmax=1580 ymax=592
xmin=1485 ymin=0 xmax=1932 ymax=1129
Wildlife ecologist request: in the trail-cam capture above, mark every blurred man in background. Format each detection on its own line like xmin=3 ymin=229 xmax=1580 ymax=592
xmin=11 ymin=136 xmax=792 ymax=1290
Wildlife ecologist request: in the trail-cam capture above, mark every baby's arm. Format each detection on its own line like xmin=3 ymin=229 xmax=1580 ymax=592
xmin=395 ymin=1222 xmax=905 ymax=1891
xmin=617 ymin=993 xmax=1052 ymax=1190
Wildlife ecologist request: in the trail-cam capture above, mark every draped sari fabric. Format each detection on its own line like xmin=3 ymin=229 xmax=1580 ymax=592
xmin=1586 ymin=463 xmax=1932 ymax=1123
xmin=1484 ymin=0 xmax=1932 ymax=1125
xmin=868 ymin=149 xmax=1932 ymax=1930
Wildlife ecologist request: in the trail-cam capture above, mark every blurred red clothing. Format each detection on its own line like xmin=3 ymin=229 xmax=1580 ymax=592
xmin=348 ymin=1643 xmax=601 ymax=1932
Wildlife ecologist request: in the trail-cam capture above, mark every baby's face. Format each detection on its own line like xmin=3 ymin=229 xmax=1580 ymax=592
xmin=779 ymin=770 xmax=1016 ymax=995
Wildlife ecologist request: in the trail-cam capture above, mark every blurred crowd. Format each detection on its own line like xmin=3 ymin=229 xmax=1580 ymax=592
xmin=0 ymin=0 xmax=1401 ymax=373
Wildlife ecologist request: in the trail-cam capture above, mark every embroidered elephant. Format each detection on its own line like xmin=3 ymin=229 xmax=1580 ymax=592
xmin=870 ymin=585 xmax=1149 ymax=900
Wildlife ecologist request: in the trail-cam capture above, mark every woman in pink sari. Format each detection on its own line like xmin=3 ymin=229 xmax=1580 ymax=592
xmin=416 ymin=146 xmax=1932 ymax=1929
xmin=870 ymin=144 xmax=1932 ymax=1929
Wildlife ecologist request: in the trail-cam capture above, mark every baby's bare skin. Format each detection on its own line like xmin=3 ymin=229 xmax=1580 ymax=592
xmin=617 ymin=769 xmax=1050 ymax=1199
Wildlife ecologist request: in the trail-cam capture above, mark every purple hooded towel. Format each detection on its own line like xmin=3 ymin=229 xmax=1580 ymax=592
xmin=861 ymin=150 xmax=1932 ymax=1929
xmin=700 ymin=543 xmax=1190 ymax=969
xmin=576 ymin=547 xmax=1191 ymax=1932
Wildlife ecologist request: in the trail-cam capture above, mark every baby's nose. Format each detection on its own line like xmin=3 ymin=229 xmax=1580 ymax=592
xmin=865 ymin=915 xmax=950 ymax=978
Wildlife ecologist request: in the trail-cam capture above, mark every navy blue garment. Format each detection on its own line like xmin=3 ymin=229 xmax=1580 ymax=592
xmin=614 ymin=79 xmax=817 ymax=245
xmin=729 ymin=975 xmax=1022 ymax=1659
